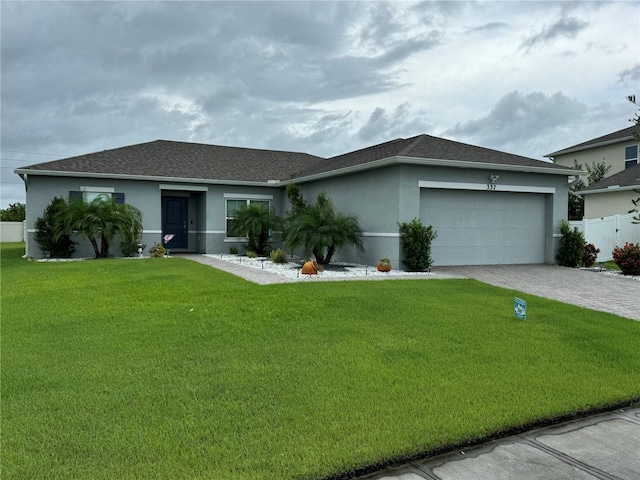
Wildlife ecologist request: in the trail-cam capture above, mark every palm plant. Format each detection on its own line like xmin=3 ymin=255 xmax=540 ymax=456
xmin=54 ymin=197 xmax=143 ymax=258
xmin=232 ymin=203 xmax=281 ymax=256
xmin=284 ymin=192 xmax=364 ymax=265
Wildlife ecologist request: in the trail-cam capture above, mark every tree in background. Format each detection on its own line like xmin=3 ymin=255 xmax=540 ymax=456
xmin=568 ymin=160 xmax=611 ymax=220
xmin=54 ymin=197 xmax=142 ymax=258
xmin=0 ymin=202 xmax=25 ymax=222
xmin=284 ymin=189 xmax=364 ymax=265
xmin=34 ymin=197 xmax=76 ymax=258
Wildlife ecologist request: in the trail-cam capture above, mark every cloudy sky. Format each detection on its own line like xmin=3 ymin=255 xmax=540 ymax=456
xmin=2 ymin=0 xmax=639 ymax=208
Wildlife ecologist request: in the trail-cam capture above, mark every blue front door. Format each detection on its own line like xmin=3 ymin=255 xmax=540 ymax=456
xmin=163 ymin=197 xmax=188 ymax=249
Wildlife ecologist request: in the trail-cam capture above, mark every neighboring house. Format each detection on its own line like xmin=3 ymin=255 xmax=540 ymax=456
xmin=545 ymin=125 xmax=639 ymax=219
xmin=576 ymin=163 xmax=640 ymax=219
xmin=15 ymin=135 xmax=577 ymax=266
xmin=546 ymin=125 xmax=639 ymax=178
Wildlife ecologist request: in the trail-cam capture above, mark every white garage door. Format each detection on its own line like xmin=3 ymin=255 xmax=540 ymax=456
xmin=420 ymin=189 xmax=547 ymax=266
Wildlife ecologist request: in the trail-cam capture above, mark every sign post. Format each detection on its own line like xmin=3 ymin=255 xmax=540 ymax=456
xmin=514 ymin=297 xmax=526 ymax=320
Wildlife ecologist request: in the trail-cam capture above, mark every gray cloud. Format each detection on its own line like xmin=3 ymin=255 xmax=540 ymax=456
xmin=618 ymin=64 xmax=640 ymax=88
xmin=358 ymin=103 xmax=433 ymax=143
xmin=466 ymin=22 xmax=509 ymax=34
xmin=265 ymin=110 xmax=356 ymax=157
xmin=444 ymin=91 xmax=588 ymax=158
xmin=520 ymin=16 xmax=589 ymax=52
xmin=1 ymin=1 xmax=637 ymax=207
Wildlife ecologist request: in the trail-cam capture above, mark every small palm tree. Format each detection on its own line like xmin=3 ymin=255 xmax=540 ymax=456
xmin=54 ymin=197 xmax=143 ymax=258
xmin=284 ymin=192 xmax=364 ymax=265
xmin=232 ymin=203 xmax=281 ymax=256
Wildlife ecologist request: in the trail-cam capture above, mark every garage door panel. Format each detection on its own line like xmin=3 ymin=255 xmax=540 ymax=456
xmin=420 ymin=189 xmax=546 ymax=266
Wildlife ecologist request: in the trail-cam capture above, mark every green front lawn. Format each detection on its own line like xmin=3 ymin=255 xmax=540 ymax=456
xmin=2 ymin=243 xmax=639 ymax=479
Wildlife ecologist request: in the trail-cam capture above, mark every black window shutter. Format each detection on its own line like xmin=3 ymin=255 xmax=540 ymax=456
xmin=113 ymin=193 xmax=125 ymax=204
xmin=69 ymin=191 xmax=82 ymax=201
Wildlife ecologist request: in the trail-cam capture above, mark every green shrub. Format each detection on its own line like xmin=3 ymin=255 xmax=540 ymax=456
xmin=120 ymin=239 xmax=146 ymax=257
xmin=246 ymin=250 xmax=257 ymax=258
xmin=556 ymin=220 xmax=585 ymax=267
xmin=229 ymin=245 xmax=239 ymax=255
xmin=582 ymin=242 xmax=600 ymax=267
xmin=269 ymin=248 xmax=287 ymax=264
xmin=612 ymin=242 xmax=640 ymax=275
xmin=398 ymin=218 xmax=437 ymax=271
xmin=149 ymin=243 xmax=166 ymax=258
xmin=33 ymin=197 xmax=76 ymax=258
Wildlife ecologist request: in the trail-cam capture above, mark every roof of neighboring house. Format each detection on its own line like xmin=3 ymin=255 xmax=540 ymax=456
xmin=289 ymin=134 xmax=571 ymax=179
xmin=18 ymin=140 xmax=324 ymax=183
xmin=545 ymin=125 xmax=640 ymax=158
xmin=579 ymin=162 xmax=640 ymax=194
xmin=17 ymin=134 xmax=575 ymax=184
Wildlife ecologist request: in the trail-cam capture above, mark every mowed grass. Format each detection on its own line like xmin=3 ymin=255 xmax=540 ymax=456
xmin=2 ymin=243 xmax=640 ymax=480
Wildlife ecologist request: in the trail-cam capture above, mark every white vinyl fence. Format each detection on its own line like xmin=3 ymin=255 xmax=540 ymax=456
xmin=569 ymin=213 xmax=640 ymax=262
xmin=0 ymin=221 xmax=26 ymax=243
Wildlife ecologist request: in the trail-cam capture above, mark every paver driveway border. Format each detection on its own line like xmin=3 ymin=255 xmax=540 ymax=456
xmin=432 ymin=264 xmax=639 ymax=322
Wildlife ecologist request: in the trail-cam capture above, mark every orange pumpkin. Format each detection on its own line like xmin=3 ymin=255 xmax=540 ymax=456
xmin=301 ymin=261 xmax=318 ymax=275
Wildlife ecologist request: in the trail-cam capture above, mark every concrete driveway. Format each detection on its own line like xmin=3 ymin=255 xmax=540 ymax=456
xmin=432 ymin=264 xmax=640 ymax=322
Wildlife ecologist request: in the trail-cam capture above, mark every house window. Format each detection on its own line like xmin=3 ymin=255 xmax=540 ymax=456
xmin=224 ymin=195 xmax=271 ymax=238
xmin=70 ymin=187 xmax=124 ymax=204
xmin=625 ymin=145 xmax=638 ymax=169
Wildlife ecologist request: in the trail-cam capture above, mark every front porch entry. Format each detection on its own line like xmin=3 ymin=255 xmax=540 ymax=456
xmin=162 ymin=196 xmax=188 ymax=249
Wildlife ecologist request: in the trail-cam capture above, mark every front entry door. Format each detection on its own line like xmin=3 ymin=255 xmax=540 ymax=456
xmin=163 ymin=197 xmax=188 ymax=249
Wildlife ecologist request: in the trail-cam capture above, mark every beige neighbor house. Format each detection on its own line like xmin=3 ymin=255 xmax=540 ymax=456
xmin=545 ymin=125 xmax=640 ymax=218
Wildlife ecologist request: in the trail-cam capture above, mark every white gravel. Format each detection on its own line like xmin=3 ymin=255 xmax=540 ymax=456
xmin=203 ymin=254 xmax=435 ymax=280
xmin=33 ymin=253 xmax=640 ymax=282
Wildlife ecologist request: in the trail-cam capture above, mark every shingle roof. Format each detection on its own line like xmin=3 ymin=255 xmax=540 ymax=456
xmin=546 ymin=125 xmax=640 ymax=158
xmin=20 ymin=140 xmax=324 ymax=182
xmin=290 ymin=134 xmax=569 ymax=178
xmin=18 ymin=135 xmax=572 ymax=184
xmin=580 ymin=162 xmax=640 ymax=193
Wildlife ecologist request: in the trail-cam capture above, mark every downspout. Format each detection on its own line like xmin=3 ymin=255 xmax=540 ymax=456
xmin=18 ymin=173 xmax=28 ymax=258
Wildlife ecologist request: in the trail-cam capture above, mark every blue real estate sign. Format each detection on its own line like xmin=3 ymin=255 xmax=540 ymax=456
xmin=514 ymin=297 xmax=527 ymax=320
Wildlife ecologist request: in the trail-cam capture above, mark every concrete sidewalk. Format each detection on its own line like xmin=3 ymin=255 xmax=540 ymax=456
xmin=357 ymin=406 xmax=640 ymax=480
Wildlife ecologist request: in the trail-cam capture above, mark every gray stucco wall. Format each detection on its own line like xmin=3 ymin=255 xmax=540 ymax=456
xmin=296 ymin=164 xmax=569 ymax=267
xmin=25 ymin=175 xmax=164 ymax=258
xmin=23 ymin=175 xmax=287 ymax=258
xmin=202 ymin=184 xmax=286 ymax=255
xmin=296 ymin=166 xmax=403 ymax=266
xmin=23 ymin=162 xmax=569 ymax=266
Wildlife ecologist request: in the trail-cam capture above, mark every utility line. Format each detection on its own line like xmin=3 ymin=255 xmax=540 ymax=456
xmin=1 ymin=149 xmax=64 ymax=156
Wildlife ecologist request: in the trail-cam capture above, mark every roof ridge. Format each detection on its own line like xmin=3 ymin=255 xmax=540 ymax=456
xmin=154 ymin=139 xmax=325 ymax=158
xmin=397 ymin=134 xmax=428 ymax=157
xmin=546 ymin=125 xmax=638 ymax=157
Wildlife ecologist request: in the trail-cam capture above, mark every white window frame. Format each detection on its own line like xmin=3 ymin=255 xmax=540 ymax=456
xmin=625 ymin=144 xmax=638 ymax=169
xmin=223 ymin=194 xmax=273 ymax=240
xmin=80 ymin=186 xmax=114 ymax=203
